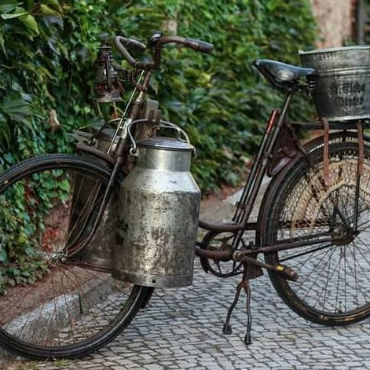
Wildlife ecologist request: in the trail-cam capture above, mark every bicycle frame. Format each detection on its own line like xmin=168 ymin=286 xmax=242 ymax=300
xmin=196 ymin=94 xmax=299 ymax=246
xmin=195 ymin=97 xmax=370 ymax=278
xmin=77 ymin=60 xmax=369 ymax=281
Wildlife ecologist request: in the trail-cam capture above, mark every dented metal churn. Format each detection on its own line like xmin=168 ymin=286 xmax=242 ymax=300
xmin=113 ymin=122 xmax=200 ymax=288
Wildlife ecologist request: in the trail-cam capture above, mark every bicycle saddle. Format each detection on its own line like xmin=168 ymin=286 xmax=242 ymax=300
xmin=253 ymin=59 xmax=316 ymax=92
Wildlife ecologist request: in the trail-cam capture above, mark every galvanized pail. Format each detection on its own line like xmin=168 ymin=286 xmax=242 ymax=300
xmin=299 ymin=46 xmax=370 ymax=122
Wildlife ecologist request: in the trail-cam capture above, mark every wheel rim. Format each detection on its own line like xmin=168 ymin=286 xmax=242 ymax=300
xmin=0 ymin=160 xmax=138 ymax=352
xmin=266 ymin=144 xmax=370 ymax=318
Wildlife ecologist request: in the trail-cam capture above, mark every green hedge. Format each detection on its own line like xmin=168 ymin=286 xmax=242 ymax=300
xmin=0 ymin=0 xmax=317 ymax=292
xmin=0 ymin=0 xmax=317 ymax=190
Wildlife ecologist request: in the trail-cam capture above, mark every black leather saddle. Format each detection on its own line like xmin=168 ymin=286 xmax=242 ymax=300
xmin=253 ymin=59 xmax=317 ymax=92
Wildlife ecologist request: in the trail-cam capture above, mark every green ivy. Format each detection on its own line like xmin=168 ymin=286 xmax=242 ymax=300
xmin=113 ymin=0 xmax=317 ymax=190
xmin=0 ymin=0 xmax=317 ymax=292
xmin=0 ymin=0 xmax=317 ymax=186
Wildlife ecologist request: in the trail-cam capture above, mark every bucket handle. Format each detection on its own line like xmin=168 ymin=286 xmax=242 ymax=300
xmin=127 ymin=119 xmax=193 ymax=156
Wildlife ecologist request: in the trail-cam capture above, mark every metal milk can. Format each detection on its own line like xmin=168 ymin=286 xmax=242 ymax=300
xmin=113 ymin=123 xmax=201 ymax=288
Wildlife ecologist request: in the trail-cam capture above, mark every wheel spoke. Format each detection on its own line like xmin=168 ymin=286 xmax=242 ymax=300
xmin=279 ymin=243 xmax=333 ymax=262
xmin=295 ymin=246 xmax=334 ymax=296
xmin=263 ymin=142 xmax=370 ymax=323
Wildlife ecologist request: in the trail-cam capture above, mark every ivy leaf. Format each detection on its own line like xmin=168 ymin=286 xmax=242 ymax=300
xmin=0 ymin=1 xmax=18 ymax=14
xmin=24 ymin=246 xmax=36 ymax=257
xmin=1 ymin=12 xmax=28 ymax=19
xmin=1 ymin=95 xmax=32 ymax=116
xmin=19 ymin=14 xmax=39 ymax=35
xmin=0 ymin=248 xmax=7 ymax=263
xmin=21 ymin=270 xmax=30 ymax=277
xmin=42 ymin=0 xmax=63 ymax=13
xmin=0 ymin=31 xmax=5 ymax=55
xmin=39 ymin=4 xmax=61 ymax=16
xmin=58 ymin=179 xmax=70 ymax=192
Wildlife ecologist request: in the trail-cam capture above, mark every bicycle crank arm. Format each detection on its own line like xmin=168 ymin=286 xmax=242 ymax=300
xmin=195 ymin=245 xmax=298 ymax=281
xmin=233 ymin=252 xmax=299 ymax=281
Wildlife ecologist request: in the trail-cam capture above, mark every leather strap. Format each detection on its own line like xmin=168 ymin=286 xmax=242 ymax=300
xmin=321 ymin=117 xmax=330 ymax=184
xmin=357 ymin=121 xmax=364 ymax=176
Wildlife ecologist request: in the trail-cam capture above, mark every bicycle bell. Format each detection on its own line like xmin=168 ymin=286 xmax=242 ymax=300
xmin=113 ymin=121 xmax=200 ymax=288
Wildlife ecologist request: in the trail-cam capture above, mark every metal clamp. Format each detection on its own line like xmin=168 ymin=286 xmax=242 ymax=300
xmin=127 ymin=119 xmax=193 ymax=156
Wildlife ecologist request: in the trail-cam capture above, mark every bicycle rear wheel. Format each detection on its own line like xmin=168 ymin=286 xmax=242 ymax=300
xmin=0 ymin=154 xmax=150 ymax=359
xmin=260 ymin=141 xmax=370 ymax=325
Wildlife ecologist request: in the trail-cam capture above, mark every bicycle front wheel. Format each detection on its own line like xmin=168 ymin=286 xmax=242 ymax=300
xmin=0 ymin=154 xmax=149 ymax=359
xmin=260 ymin=141 xmax=370 ymax=325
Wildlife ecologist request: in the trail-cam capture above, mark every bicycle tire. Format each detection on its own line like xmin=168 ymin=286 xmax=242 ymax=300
xmin=259 ymin=141 xmax=370 ymax=325
xmin=0 ymin=153 xmax=151 ymax=359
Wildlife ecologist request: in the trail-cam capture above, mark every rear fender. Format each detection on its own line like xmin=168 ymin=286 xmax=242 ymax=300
xmin=257 ymin=130 xmax=370 ymax=245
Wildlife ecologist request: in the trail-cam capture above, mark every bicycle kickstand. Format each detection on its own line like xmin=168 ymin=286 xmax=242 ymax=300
xmin=244 ymin=278 xmax=252 ymax=345
xmin=222 ymin=264 xmax=253 ymax=345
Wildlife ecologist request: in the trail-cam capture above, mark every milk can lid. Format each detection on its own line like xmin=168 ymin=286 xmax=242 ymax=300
xmin=137 ymin=136 xmax=195 ymax=151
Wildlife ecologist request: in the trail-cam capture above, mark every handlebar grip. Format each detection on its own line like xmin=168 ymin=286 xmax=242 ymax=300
xmin=114 ymin=36 xmax=136 ymax=66
xmin=120 ymin=37 xmax=146 ymax=51
xmin=185 ymin=38 xmax=214 ymax=53
xmin=114 ymin=36 xmax=154 ymax=69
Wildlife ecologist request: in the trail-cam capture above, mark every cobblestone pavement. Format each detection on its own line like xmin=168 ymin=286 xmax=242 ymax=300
xmin=4 ymin=258 xmax=370 ymax=370
xmin=3 ymin=188 xmax=370 ymax=370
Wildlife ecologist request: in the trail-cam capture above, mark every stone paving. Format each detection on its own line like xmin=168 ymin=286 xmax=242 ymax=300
xmin=4 ymin=259 xmax=370 ymax=370
xmin=3 ymin=187 xmax=370 ymax=370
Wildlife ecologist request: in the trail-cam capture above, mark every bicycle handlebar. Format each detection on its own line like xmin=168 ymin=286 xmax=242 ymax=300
xmin=155 ymin=36 xmax=214 ymax=53
xmin=114 ymin=34 xmax=213 ymax=70
xmin=114 ymin=36 xmax=154 ymax=70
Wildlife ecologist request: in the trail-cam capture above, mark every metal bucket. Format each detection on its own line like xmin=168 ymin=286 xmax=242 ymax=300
xmin=67 ymin=129 xmax=119 ymax=272
xmin=299 ymin=46 xmax=370 ymax=121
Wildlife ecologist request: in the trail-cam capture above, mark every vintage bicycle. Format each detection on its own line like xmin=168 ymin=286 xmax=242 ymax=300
xmin=0 ymin=33 xmax=369 ymax=360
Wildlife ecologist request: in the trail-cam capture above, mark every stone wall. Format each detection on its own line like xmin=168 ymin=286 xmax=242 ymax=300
xmin=310 ymin=0 xmax=355 ymax=48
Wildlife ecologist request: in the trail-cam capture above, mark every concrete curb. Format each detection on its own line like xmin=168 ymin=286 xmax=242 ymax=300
xmin=200 ymin=177 xmax=269 ymax=224
xmin=0 ymin=279 xmax=114 ymax=361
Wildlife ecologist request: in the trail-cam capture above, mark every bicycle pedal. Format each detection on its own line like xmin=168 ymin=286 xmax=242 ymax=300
xmin=223 ymin=323 xmax=232 ymax=335
xmin=274 ymin=264 xmax=299 ymax=281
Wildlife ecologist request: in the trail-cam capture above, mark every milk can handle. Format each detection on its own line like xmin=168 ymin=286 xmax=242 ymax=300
xmin=127 ymin=119 xmax=193 ymax=156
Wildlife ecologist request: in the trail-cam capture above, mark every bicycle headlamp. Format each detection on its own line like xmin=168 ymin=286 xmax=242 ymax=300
xmin=95 ymin=45 xmax=123 ymax=103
